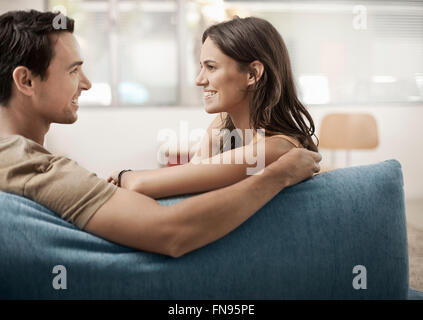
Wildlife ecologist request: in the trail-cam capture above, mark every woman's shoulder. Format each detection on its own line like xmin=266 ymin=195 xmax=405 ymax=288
xmin=265 ymin=133 xmax=302 ymax=148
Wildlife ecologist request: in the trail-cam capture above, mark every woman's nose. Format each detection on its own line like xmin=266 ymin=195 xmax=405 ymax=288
xmin=195 ymin=69 xmax=207 ymax=86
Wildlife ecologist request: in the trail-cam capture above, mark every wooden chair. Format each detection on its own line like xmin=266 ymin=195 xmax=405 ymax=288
xmin=318 ymin=113 xmax=379 ymax=170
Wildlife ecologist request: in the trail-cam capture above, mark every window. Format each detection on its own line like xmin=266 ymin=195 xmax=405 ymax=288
xmin=47 ymin=0 xmax=423 ymax=107
xmin=226 ymin=0 xmax=423 ymax=105
xmin=118 ymin=1 xmax=178 ymax=105
xmin=49 ymin=0 xmax=178 ymax=106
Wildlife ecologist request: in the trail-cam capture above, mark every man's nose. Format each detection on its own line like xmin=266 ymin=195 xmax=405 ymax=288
xmin=80 ymin=71 xmax=92 ymax=90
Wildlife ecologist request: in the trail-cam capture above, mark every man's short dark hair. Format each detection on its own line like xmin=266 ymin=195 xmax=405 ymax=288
xmin=0 ymin=10 xmax=75 ymax=106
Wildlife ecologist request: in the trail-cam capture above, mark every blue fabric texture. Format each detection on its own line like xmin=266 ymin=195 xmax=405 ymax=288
xmin=0 ymin=159 xmax=416 ymax=299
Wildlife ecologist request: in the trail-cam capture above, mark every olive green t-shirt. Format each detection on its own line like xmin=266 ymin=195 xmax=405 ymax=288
xmin=0 ymin=135 xmax=118 ymax=229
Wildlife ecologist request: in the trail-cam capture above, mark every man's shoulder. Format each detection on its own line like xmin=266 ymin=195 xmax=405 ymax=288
xmin=0 ymin=135 xmax=49 ymax=196
xmin=0 ymin=134 xmax=25 ymax=148
xmin=0 ymin=134 xmax=54 ymax=181
xmin=0 ymin=134 xmax=51 ymax=155
xmin=0 ymin=134 xmax=118 ymax=230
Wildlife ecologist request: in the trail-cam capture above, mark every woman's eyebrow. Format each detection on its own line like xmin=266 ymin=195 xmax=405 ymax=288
xmin=201 ymin=59 xmax=217 ymax=65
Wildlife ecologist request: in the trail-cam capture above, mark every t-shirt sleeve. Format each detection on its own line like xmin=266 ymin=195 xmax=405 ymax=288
xmin=24 ymin=155 xmax=118 ymax=229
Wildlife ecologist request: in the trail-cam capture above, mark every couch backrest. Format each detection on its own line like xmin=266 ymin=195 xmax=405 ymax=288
xmin=0 ymin=160 xmax=409 ymax=299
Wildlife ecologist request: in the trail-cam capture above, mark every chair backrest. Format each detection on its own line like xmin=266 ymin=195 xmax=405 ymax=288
xmin=319 ymin=113 xmax=379 ymax=150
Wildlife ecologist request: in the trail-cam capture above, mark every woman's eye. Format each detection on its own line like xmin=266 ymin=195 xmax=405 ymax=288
xmin=207 ymin=65 xmax=215 ymax=70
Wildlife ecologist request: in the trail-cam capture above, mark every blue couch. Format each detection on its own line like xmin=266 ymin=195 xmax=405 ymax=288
xmin=1 ymin=159 xmax=422 ymax=299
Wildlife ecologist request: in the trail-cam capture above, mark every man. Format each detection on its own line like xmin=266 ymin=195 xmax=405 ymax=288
xmin=0 ymin=10 xmax=321 ymax=258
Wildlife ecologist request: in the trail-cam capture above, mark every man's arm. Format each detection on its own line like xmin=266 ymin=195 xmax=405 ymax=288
xmin=85 ymin=148 xmax=321 ymax=258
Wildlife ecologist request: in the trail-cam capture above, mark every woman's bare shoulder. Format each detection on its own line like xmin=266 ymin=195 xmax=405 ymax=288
xmin=265 ymin=134 xmax=302 ymax=148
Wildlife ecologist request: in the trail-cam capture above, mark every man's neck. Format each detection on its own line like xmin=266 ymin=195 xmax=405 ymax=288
xmin=0 ymin=102 xmax=50 ymax=146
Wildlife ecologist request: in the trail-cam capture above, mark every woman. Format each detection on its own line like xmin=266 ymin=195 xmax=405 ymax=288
xmin=108 ymin=16 xmax=318 ymax=198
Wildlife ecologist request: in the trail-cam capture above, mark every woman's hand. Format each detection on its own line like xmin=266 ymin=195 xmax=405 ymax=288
xmin=108 ymin=169 xmax=149 ymax=189
xmin=107 ymin=171 xmax=120 ymax=185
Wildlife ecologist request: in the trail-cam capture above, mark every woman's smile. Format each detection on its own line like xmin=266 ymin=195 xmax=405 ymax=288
xmin=204 ymin=90 xmax=218 ymax=101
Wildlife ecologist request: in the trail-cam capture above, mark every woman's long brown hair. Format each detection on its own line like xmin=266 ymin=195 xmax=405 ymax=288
xmin=202 ymin=16 xmax=318 ymax=151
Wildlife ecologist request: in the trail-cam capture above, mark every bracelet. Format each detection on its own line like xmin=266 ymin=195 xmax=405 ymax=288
xmin=117 ymin=169 xmax=132 ymax=187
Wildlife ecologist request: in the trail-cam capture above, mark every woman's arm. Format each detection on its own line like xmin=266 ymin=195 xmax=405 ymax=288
xmin=108 ymin=115 xmax=224 ymax=187
xmin=120 ymin=135 xmax=297 ymax=199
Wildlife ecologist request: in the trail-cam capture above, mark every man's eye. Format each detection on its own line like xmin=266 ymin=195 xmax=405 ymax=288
xmin=70 ymin=68 xmax=78 ymax=74
xmin=207 ymin=65 xmax=216 ymax=70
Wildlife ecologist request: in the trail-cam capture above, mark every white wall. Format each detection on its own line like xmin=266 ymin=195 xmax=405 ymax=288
xmin=45 ymin=104 xmax=423 ymax=200
xmin=45 ymin=106 xmax=215 ymax=173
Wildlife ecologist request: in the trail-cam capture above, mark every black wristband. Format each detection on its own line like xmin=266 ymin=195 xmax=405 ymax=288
xmin=117 ymin=169 xmax=132 ymax=187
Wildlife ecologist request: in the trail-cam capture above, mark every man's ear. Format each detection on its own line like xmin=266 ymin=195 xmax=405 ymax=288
xmin=12 ymin=66 xmax=35 ymax=97
xmin=247 ymin=60 xmax=264 ymax=87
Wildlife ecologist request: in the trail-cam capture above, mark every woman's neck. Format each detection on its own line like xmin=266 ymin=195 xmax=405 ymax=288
xmin=227 ymin=108 xmax=258 ymax=146
xmin=228 ymin=107 xmax=251 ymax=131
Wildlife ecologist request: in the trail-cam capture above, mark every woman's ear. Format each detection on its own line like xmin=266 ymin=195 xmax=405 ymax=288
xmin=247 ymin=60 xmax=264 ymax=86
xmin=12 ymin=66 xmax=35 ymax=97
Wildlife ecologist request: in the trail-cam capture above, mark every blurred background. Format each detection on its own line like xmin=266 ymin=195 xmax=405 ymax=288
xmin=1 ymin=0 xmax=423 ymax=290
xmin=1 ymin=0 xmax=422 ymax=198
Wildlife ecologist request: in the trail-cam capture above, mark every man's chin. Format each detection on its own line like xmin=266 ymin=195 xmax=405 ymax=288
xmin=67 ymin=114 xmax=78 ymax=124
xmin=59 ymin=111 xmax=78 ymax=124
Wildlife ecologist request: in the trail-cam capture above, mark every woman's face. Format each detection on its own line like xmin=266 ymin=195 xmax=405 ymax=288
xmin=196 ymin=37 xmax=250 ymax=114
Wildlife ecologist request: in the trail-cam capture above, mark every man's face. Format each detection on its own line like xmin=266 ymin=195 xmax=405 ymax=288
xmin=33 ymin=32 xmax=91 ymax=124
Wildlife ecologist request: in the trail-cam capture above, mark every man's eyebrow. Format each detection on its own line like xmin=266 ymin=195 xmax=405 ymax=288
xmin=67 ymin=61 xmax=83 ymax=69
